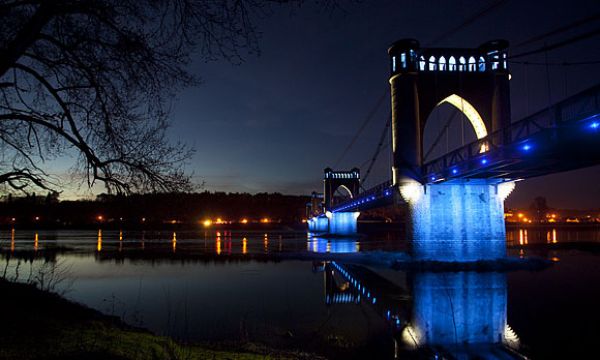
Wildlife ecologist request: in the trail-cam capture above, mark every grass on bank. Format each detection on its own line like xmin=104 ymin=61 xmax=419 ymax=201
xmin=0 ymin=279 xmax=317 ymax=360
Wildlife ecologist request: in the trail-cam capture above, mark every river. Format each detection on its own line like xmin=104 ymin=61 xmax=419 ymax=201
xmin=1 ymin=227 xmax=599 ymax=359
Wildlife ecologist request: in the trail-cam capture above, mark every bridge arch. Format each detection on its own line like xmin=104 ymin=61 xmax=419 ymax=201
xmin=423 ymin=95 xmax=488 ymax=161
xmin=335 ymin=184 xmax=354 ymax=198
xmin=387 ymin=38 xmax=511 ymax=184
xmin=323 ymin=168 xmax=360 ymax=210
xmin=436 ymin=94 xmax=488 ymax=140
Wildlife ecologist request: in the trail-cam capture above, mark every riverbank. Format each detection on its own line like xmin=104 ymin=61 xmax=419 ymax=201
xmin=0 ymin=279 xmax=321 ymax=360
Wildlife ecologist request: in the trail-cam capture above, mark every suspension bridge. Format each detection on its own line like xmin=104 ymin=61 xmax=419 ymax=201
xmin=307 ymin=39 xmax=600 ymax=261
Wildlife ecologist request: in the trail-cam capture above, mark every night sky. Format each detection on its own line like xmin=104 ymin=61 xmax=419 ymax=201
xmin=74 ymin=0 xmax=600 ymax=209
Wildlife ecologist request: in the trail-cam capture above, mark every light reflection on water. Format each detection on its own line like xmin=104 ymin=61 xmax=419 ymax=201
xmin=1 ymin=228 xmax=600 ymax=359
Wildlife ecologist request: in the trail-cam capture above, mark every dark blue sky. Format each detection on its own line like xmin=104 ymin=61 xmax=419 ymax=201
xmin=166 ymin=0 xmax=600 ymax=209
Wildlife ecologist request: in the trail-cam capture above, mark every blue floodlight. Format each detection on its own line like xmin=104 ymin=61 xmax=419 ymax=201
xmin=591 ymin=121 xmax=600 ymax=130
xmin=430 ymin=176 xmax=436 ymax=181
xmin=451 ymin=168 xmax=458 ymax=175
xmin=481 ymin=158 xmax=488 ymax=165
xmin=522 ymin=143 xmax=532 ymax=151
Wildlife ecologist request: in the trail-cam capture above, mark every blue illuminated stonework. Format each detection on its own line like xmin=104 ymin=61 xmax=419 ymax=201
xmin=307 ymin=212 xmax=359 ymax=236
xmin=408 ymin=181 xmax=507 ymax=261
xmin=307 ymin=215 xmax=329 ymax=233
xmin=329 ymin=212 xmax=359 ymax=235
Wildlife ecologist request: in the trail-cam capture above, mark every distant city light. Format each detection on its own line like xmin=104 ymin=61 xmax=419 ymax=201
xmin=34 ymin=216 xmax=39 ymax=221
xmin=240 ymin=218 xmax=248 ymax=224
xmin=97 ymin=215 xmax=103 ymax=221
xmin=260 ymin=218 xmax=270 ymax=223
xmin=203 ymin=219 xmax=212 ymax=227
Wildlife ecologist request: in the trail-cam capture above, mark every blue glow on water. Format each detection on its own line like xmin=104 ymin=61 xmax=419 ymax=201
xmin=307 ymin=237 xmax=358 ymax=253
xmin=412 ymin=272 xmax=507 ymax=345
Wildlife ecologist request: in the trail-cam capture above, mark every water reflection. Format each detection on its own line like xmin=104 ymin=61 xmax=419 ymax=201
xmin=307 ymin=235 xmax=360 ymax=254
xmin=324 ymin=262 xmax=522 ymax=358
xmin=547 ymin=228 xmax=557 ymax=244
xmin=2 ymin=228 xmax=599 ymax=359
xmin=519 ymin=229 xmax=528 ymax=245
xmin=95 ymin=229 xmax=102 ymax=252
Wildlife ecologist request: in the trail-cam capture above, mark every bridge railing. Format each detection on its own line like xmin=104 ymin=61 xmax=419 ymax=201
xmin=329 ymin=180 xmax=393 ymax=212
xmin=423 ymin=84 xmax=600 ymax=180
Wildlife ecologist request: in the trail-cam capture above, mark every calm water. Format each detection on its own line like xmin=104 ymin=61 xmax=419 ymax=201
xmin=1 ymin=227 xmax=600 ymax=359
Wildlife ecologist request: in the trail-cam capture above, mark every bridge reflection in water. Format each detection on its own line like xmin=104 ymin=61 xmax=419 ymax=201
xmin=322 ymin=258 xmax=521 ymax=359
xmin=307 ymin=235 xmax=360 ymax=254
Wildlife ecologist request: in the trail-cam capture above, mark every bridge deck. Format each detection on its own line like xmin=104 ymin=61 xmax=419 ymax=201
xmin=329 ymin=84 xmax=600 ymax=213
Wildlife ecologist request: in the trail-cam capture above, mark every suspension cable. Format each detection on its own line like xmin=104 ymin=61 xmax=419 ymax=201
xmin=423 ymin=106 xmax=460 ymax=162
xmin=509 ymin=27 xmax=600 ymax=59
xmin=361 ymin=112 xmax=391 ymax=186
xmin=333 ymin=89 xmax=387 ymax=168
xmin=514 ymin=13 xmax=600 ymax=48
xmin=509 ymin=59 xmax=600 ymax=66
xmin=426 ymin=0 xmax=509 ymax=46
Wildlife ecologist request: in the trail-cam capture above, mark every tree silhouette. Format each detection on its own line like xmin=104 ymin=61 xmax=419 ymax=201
xmin=529 ymin=196 xmax=550 ymax=223
xmin=0 ymin=0 xmax=333 ymax=194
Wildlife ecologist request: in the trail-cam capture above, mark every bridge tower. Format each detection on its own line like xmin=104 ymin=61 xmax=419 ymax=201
xmin=307 ymin=168 xmax=361 ymax=235
xmin=323 ymin=167 xmax=360 ymax=211
xmin=388 ymin=39 xmax=514 ymax=261
xmin=388 ymin=39 xmax=511 ymax=185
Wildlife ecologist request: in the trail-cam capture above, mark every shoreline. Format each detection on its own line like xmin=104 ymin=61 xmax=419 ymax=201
xmin=0 ymin=279 xmax=322 ymax=360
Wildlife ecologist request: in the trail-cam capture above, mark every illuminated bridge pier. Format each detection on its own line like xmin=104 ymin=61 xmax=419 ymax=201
xmin=308 ymin=38 xmax=600 ymax=262
xmin=400 ymin=180 xmax=514 ymax=261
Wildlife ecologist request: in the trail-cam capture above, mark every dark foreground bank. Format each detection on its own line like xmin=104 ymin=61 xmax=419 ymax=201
xmin=0 ymin=279 xmax=322 ymax=360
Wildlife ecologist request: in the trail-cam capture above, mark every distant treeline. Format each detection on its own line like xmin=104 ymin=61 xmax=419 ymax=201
xmin=0 ymin=192 xmax=310 ymax=228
